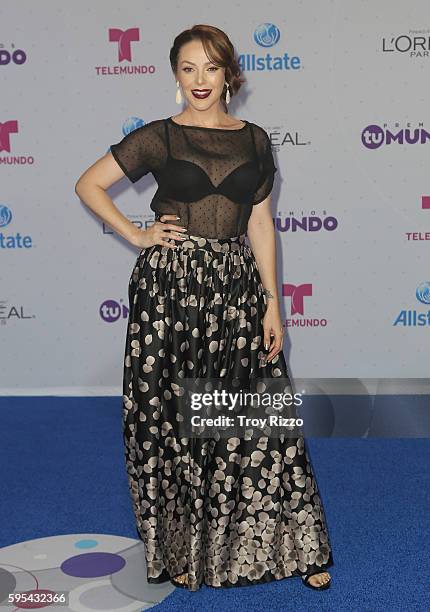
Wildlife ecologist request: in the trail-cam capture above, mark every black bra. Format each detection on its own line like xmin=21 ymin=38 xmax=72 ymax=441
xmin=160 ymin=119 xmax=261 ymax=205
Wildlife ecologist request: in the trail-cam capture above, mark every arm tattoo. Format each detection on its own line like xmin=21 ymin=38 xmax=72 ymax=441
xmin=262 ymin=288 xmax=274 ymax=299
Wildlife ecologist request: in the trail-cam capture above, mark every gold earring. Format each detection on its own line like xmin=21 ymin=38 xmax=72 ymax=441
xmin=225 ymin=82 xmax=230 ymax=105
xmin=176 ymin=80 xmax=182 ymax=105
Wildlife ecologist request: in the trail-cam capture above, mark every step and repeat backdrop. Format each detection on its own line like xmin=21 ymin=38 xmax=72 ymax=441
xmin=1 ymin=1 xmax=429 ymax=394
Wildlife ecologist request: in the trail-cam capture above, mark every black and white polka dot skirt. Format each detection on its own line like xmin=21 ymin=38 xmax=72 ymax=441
xmin=122 ymin=232 xmax=334 ymax=591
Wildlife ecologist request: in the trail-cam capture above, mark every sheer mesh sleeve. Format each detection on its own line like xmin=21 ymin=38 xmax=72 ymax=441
xmin=252 ymin=128 xmax=277 ymax=205
xmin=109 ymin=120 xmax=166 ymax=183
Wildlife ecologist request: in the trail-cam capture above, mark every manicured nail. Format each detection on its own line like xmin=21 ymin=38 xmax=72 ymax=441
xmin=265 ymin=343 xmax=269 ymax=350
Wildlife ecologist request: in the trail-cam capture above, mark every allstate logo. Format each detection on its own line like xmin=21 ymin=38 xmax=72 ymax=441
xmin=0 ymin=205 xmax=13 ymax=228
xmin=241 ymin=25 xmax=299 ymax=72
xmin=122 ymin=117 xmax=146 ymax=136
xmin=416 ymin=282 xmax=430 ymax=305
xmin=254 ymin=24 xmax=281 ymax=47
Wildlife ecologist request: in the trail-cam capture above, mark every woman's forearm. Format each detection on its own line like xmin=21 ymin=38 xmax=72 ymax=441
xmin=247 ymin=216 xmax=280 ymax=312
xmin=75 ymin=181 xmax=139 ymax=245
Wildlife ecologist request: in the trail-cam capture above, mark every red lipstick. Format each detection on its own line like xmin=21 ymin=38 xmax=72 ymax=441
xmin=191 ymin=89 xmax=212 ymax=99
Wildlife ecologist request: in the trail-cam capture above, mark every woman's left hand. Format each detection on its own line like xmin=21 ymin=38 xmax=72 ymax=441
xmin=262 ymin=307 xmax=285 ymax=362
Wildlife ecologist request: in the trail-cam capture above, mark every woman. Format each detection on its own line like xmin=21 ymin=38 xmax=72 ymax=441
xmin=75 ymin=24 xmax=333 ymax=592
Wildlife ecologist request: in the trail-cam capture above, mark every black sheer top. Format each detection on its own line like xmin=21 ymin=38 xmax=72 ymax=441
xmin=110 ymin=117 xmax=277 ymax=238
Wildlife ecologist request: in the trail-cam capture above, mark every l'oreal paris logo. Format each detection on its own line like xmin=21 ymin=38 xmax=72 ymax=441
xmin=0 ymin=301 xmax=34 ymax=324
xmin=381 ymin=32 xmax=430 ymax=57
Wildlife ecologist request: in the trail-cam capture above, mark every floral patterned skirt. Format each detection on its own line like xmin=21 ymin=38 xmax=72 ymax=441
xmin=122 ymin=232 xmax=334 ymax=591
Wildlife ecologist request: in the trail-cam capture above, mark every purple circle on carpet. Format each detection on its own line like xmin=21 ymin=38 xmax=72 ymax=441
xmin=61 ymin=552 xmax=126 ymax=578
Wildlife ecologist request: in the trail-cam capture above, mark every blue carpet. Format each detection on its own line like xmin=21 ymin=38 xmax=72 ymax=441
xmin=0 ymin=397 xmax=428 ymax=611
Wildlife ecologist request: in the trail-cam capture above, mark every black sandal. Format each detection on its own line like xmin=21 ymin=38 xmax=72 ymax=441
xmin=302 ymin=570 xmax=331 ymax=590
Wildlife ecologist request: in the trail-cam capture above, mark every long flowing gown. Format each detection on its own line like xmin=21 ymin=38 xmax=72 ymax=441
xmin=110 ymin=117 xmax=334 ymax=591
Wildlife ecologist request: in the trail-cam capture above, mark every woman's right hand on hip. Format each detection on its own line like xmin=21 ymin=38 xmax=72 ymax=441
xmin=130 ymin=215 xmax=187 ymax=249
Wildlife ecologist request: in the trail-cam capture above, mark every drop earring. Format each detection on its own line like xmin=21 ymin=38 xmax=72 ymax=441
xmin=175 ymin=80 xmax=182 ymax=105
xmin=225 ymin=82 xmax=230 ymax=105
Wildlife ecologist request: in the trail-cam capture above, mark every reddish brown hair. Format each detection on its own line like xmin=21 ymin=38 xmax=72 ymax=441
xmin=169 ymin=24 xmax=246 ymax=111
